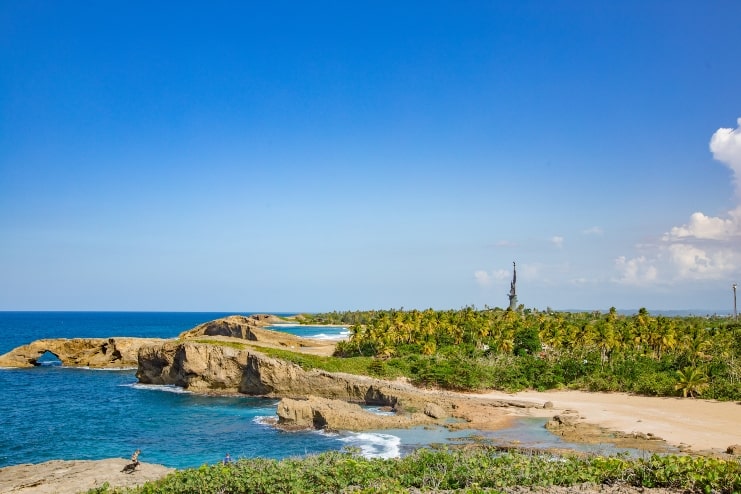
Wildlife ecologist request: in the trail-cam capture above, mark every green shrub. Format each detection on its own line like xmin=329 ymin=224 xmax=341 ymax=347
xmin=87 ymin=449 xmax=741 ymax=494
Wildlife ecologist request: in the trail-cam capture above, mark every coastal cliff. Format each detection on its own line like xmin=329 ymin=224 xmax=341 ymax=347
xmin=0 ymin=337 xmax=165 ymax=368
xmin=0 ymin=315 xmax=547 ymax=433
xmin=137 ymin=338 xmax=440 ymax=410
xmin=135 ymin=335 xmax=548 ymax=434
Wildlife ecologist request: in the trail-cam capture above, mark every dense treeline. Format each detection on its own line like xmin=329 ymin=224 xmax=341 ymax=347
xmin=298 ymin=310 xmax=377 ymax=326
xmin=88 ymin=449 xmax=741 ymax=493
xmin=307 ymin=307 xmax=741 ymax=400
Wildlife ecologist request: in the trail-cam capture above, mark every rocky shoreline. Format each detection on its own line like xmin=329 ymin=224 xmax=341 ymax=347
xmin=1 ymin=314 xmax=739 ymax=493
xmin=0 ymin=314 xmax=682 ymax=452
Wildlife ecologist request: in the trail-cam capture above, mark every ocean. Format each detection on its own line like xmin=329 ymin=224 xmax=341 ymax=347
xmin=0 ymin=312 xmax=486 ymax=469
xmin=0 ymin=312 xmax=630 ymax=470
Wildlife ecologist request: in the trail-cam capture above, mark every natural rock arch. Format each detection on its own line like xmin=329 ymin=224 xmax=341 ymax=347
xmin=33 ymin=350 xmax=63 ymax=366
xmin=0 ymin=337 xmax=166 ymax=368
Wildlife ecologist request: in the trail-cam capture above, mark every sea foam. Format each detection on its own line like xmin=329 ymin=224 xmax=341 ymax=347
xmin=308 ymin=331 xmax=350 ymax=340
xmin=124 ymin=382 xmax=191 ymax=394
xmin=339 ymin=432 xmax=402 ymax=459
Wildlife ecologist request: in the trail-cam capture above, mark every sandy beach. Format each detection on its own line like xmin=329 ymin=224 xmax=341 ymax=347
xmin=475 ymin=389 xmax=741 ymax=453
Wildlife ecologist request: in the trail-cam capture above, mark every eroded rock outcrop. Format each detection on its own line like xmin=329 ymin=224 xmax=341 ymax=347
xmin=178 ymin=314 xmax=286 ymax=340
xmin=135 ymin=337 xmax=547 ymax=433
xmin=136 ymin=339 xmax=431 ymax=409
xmin=276 ymin=396 xmax=436 ymax=431
xmin=176 ymin=315 xmax=337 ymax=356
xmin=137 ymin=340 xmax=251 ymax=392
xmin=545 ymin=411 xmax=669 ymax=452
xmin=0 ymin=338 xmax=165 ymax=368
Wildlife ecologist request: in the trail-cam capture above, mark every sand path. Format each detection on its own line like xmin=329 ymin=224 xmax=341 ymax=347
xmin=472 ymin=389 xmax=741 ymax=453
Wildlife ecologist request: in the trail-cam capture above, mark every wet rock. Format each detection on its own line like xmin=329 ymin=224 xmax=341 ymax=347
xmin=423 ymin=402 xmax=448 ymax=419
xmin=276 ymin=396 xmax=435 ymax=431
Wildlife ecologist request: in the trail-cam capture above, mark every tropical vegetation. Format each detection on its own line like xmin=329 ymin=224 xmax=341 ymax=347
xmin=302 ymin=307 xmax=741 ymax=400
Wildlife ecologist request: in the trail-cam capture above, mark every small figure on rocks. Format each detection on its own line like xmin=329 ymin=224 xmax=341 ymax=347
xmin=122 ymin=449 xmax=141 ymax=474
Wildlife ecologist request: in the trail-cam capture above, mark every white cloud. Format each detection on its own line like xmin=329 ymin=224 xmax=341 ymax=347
xmin=667 ymin=244 xmax=736 ymax=280
xmin=647 ymin=118 xmax=741 ymax=281
xmin=582 ymin=226 xmax=603 ymax=235
xmin=664 ymin=209 xmax=741 ymax=241
xmin=613 ymin=119 xmax=741 ymax=286
xmin=520 ymin=263 xmax=538 ymax=279
xmin=474 ymin=269 xmax=509 ymax=287
xmin=551 ymin=236 xmax=564 ymax=248
xmin=614 ymin=256 xmax=658 ymax=285
xmin=474 ymin=270 xmax=492 ymax=287
xmin=662 ymin=118 xmax=741 ymax=244
xmin=710 ymin=117 xmax=741 ymax=196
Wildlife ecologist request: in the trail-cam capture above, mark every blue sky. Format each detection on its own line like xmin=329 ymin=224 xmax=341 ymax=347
xmin=1 ymin=1 xmax=741 ymax=312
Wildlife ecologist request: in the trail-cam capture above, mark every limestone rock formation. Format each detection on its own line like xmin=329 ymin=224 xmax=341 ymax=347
xmin=276 ymin=396 xmax=436 ymax=431
xmin=135 ymin=337 xmax=548 ymax=433
xmin=423 ymin=402 xmax=448 ymax=419
xmin=178 ymin=314 xmax=286 ymax=340
xmin=0 ymin=458 xmax=173 ymax=494
xmin=0 ymin=338 xmax=165 ymax=368
xmin=136 ymin=340 xmax=251 ymax=392
xmin=136 ymin=339 xmax=433 ymax=409
xmin=545 ymin=412 xmax=581 ymax=432
xmin=176 ymin=315 xmax=337 ymax=356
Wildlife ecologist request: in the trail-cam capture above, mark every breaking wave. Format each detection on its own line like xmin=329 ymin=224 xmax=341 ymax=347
xmin=123 ymin=383 xmax=191 ymax=394
xmin=339 ymin=432 xmax=402 ymax=459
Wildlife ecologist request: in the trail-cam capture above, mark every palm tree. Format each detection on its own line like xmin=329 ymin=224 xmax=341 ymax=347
xmin=594 ymin=319 xmax=619 ymax=367
xmin=497 ymin=338 xmax=514 ymax=354
xmin=674 ymin=366 xmax=709 ymax=398
xmin=653 ymin=316 xmax=677 ymax=359
xmin=679 ymin=326 xmax=710 ymax=366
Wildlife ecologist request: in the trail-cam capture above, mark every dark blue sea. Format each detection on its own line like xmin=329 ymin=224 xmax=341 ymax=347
xmin=0 ymin=312 xmax=635 ymax=470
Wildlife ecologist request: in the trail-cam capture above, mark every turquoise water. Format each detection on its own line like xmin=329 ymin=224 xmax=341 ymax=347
xmin=0 ymin=312 xmax=436 ymax=469
xmin=0 ymin=313 xmax=357 ymax=468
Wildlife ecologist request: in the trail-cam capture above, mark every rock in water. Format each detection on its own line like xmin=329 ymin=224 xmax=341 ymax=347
xmin=276 ymin=396 xmax=435 ymax=431
xmin=0 ymin=337 xmax=166 ymax=368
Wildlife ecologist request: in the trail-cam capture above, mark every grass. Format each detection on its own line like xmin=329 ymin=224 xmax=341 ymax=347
xmin=181 ymin=338 xmax=408 ymax=379
xmin=189 ymin=339 xmax=248 ymax=351
xmin=257 ymin=346 xmax=408 ymax=379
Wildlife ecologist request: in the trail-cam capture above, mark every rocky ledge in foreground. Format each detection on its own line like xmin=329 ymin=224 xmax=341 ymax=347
xmin=0 ymin=337 xmax=166 ymax=368
xmin=0 ymin=459 xmax=174 ymax=494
